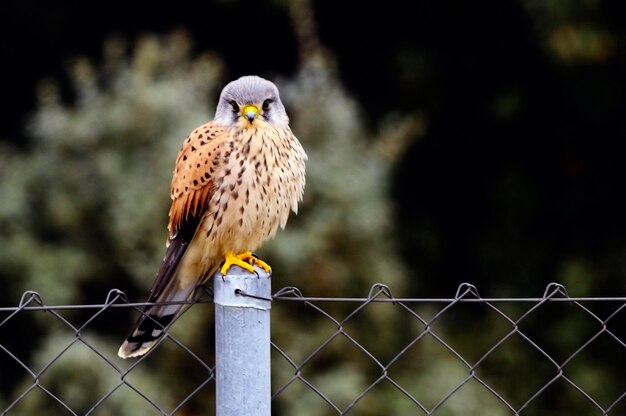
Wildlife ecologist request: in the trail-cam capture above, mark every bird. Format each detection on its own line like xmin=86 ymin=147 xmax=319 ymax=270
xmin=118 ymin=75 xmax=307 ymax=358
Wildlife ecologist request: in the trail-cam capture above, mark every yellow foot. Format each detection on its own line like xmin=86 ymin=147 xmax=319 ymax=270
xmin=239 ymin=251 xmax=272 ymax=274
xmin=219 ymin=251 xmax=272 ymax=275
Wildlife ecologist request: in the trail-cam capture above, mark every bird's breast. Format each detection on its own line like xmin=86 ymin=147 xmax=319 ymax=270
xmin=200 ymin=125 xmax=306 ymax=254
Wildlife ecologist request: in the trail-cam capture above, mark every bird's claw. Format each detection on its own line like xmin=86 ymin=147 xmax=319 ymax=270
xmin=219 ymin=251 xmax=272 ymax=276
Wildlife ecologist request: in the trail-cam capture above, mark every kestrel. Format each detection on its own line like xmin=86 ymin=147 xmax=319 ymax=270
xmin=118 ymin=76 xmax=306 ymax=358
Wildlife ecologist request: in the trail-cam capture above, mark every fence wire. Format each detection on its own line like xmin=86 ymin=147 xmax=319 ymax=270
xmin=1 ymin=282 xmax=625 ymax=415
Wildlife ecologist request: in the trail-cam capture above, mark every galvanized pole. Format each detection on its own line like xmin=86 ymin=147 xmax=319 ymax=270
xmin=214 ymin=266 xmax=271 ymax=416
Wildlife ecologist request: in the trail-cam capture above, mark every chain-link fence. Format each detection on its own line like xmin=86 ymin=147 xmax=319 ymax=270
xmin=1 ymin=281 xmax=625 ymax=415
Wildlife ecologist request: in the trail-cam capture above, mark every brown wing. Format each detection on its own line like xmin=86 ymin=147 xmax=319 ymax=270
xmin=119 ymin=122 xmax=231 ymax=357
xmin=146 ymin=121 xmax=228 ymax=302
xmin=168 ymin=121 xmax=228 ymax=236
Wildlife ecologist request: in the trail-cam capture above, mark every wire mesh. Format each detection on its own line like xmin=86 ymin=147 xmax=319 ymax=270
xmin=0 ymin=288 xmax=216 ymax=416
xmin=1 ymin=282 xmax=625 ymax=415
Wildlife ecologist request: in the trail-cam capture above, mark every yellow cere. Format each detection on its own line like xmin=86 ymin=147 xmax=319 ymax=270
xmin=243 ymin=105 xmax=259 ymax=115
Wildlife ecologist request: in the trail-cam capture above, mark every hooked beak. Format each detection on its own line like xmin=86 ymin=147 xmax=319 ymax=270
xmin=243 ymin=105 xmax=259 ymax=123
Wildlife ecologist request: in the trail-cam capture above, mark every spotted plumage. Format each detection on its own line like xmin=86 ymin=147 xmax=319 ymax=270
xmin=118 ymin=76 xmax=306 ymax=358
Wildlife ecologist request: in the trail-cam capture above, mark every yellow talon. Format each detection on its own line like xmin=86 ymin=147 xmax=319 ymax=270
xmin=243 ymin=251 xmax=272 ymax=273
xmin=220 ymin=251 xmax=255 ymax=275
xmin=219 ymin=251 xmax=272 ymax=275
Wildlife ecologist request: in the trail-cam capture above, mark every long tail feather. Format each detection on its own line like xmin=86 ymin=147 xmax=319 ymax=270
xmin=118 ymin=282 xmax=195 ymax=358
xmin=118 ymin=202 xmax=208 ymax=359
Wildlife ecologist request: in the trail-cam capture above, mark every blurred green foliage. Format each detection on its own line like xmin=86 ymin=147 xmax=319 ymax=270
xmin=0 ymin=31 xmax=427 ymax=415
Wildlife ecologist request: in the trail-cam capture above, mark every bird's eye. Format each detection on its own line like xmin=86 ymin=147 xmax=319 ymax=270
xmin=262 ymin=99 xmax=272 ymax=111
xmin=230 ymin=101 xmax=239 ymax=112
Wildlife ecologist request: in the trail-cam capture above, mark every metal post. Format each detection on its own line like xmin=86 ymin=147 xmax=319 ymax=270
xmin=214 ymin=266 xmax=271 ymax=416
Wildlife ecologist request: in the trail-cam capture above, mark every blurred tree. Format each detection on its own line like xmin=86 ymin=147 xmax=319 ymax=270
xmin=0 ymin=27 xmax=433 ymax=414
xmin=0 ymin=31 xmax=224 ymax=415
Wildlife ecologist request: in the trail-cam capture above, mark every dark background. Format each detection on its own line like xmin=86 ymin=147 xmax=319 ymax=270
xmin=2 ymin=0 xmax=626 ymax=295
xmin=2 ymin=2 xmax=626 ymax=414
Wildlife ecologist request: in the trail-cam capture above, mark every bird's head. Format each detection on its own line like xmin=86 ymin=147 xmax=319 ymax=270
xmin=214 ymin=75 xmax=289 ymax=129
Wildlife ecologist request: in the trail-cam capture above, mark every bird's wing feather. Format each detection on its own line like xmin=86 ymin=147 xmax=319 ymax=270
xmin=146 ymin=121 xmax=228 ymax=303
xmin=168 ymin=121 xmax=227 ymax=236
xmin=118 ymin=122 xmax=229 ymax=358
